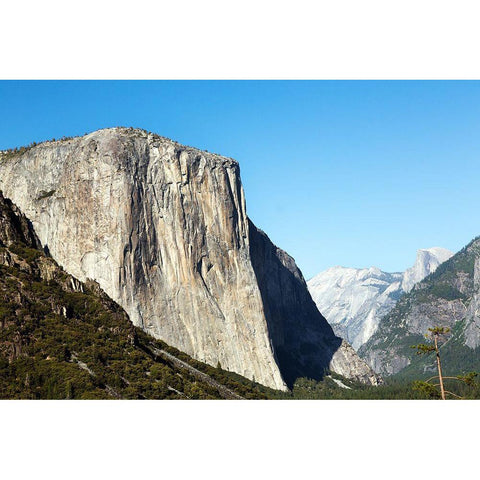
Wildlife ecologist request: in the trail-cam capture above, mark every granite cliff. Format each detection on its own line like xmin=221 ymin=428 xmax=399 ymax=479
xmin=0 ymin=191 xmax=270 ymax=399
xmin=307 ymin=248 xmax=453 ymax=350
xmin=0 ymin=128 xmax=379 ymax=389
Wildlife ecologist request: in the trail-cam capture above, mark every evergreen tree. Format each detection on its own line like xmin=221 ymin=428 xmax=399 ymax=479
xmin=412 ymin=326 xmax=478 ymax=399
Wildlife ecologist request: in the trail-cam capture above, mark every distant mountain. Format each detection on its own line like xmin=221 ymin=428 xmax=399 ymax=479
xmin=307 ymin=247 xmax=453 ymax=350
xmin=401 ymin=247 xmax=454 ymax=293
xmin=359 ymin=237 xmax=480 ymax=379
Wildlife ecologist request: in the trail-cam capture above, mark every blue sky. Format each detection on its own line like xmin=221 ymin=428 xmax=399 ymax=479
xmin=1 ymin=80 xmax=479 ymax=278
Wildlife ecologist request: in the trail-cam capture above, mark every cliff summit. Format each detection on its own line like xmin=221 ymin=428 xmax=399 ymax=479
xmin=0 ymin=127 xmax=379 ymax=389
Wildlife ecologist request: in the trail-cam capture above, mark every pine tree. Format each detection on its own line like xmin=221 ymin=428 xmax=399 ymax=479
xmin=412 ymin=326 xmax=477 ymax=399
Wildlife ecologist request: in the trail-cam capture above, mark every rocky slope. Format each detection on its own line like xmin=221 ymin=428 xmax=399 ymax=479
xmin=0 ymin=191 xmax=273 ymax=399
xmin=359 ymin=237 xmax=480 ymax=378
xmin=307 ymin=247 xmax=453 ymax=350
xmin=0 ymin=128 xmax=379 ymax=389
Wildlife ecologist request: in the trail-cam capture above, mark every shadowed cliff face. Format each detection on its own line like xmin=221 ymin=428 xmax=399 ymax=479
xmin=248 ymin=221 xmax=381 ymax=388
xmin=248 ymin=221 xmax=341 ymax=387
xmin=0 ymin=128 xmax=380 ymax=390
xmin=0 ymin=191 xmax=40 ymax=249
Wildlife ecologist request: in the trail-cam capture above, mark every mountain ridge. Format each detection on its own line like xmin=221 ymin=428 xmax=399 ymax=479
xmin=359 ymin=236 xmax=480 ymax=378
xmin=0 ymin=190 xmax=273 ymax=399
xmin=307 ymin=247 xmax=453 ymax=349
xmin=0 ymin=127 xmax=380 ymax=389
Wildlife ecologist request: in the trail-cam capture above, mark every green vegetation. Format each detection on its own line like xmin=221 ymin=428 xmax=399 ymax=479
xmin=412 ymin=237 xmax=478 ymax=303
xmin=263 ymin=371 xmax=480 ymax=399
xmin=2 ymin=184 xmax=478 ymax=399
xmin=0 ymin=234 xmax=268 ymax=399
xmin=426 ymin=238 xmax=478 ymax=282
xmin=0 ymin=135 xmax=80 ymax=162
xmin=3 ymin=236 xmax=479 ymax=400
xmin=8 ymin=242 xmax=43 ymax=262
xmin=280 ymin=376 xmax=406 ymax=399
xmin=395 ymin=319 xmax=480 ymax=382
xmin=0 ymin=127 xmax=227 ymax=167
xmin=0 ymin=144 xmax=37 ymax=161
xmin=410 ymin=326 xmax=479 ymax=400
xmin=416 ymin=284 xmax=466 ymax=302
xmin=359 ymin=237 xmax=480 ymax=381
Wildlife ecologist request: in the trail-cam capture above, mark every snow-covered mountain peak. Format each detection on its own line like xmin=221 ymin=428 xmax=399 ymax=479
xmin=307 ymin=246 xmax=453 ymax=350
xmin=401 ymin=247 xmax=453 ymax=293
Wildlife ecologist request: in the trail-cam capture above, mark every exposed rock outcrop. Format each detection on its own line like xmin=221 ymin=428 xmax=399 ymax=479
xmin=249 ymin=222 xmax=381 ymax=386
xmin=0 ymin=191 xmax=40 ymax=249
xmin=0 ymin=128 xmax=379 ymax=389
xmin=308 ymin=266 xmax=404 ymax=350
xmin=0 ymin=192 xmax=267 ymax=399
xmin=401 ymin=247 xmax=453 ymax=293
xmin=359 ymin=237 xmax=480 ymax=378
xmin=464 ymin=257 xmax=480 ymax=349
xmin=307 ymin=248 xmax=453 ymax=350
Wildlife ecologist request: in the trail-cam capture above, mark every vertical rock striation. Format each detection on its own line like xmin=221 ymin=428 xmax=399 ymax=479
xmin=0 ymin=128 xmax=379 ymax=389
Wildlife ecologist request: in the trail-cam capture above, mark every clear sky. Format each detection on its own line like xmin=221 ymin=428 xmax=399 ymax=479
xmin=1 ymin=80 xmax=479 ymax=278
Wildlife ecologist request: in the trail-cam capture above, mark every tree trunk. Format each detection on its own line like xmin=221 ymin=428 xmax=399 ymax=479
xmin=434 ymin=334 xmax=446 ymax=400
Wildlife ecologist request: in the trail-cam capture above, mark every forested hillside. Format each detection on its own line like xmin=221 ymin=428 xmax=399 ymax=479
xmin=0 ymin=191 xmax=269 ymax=399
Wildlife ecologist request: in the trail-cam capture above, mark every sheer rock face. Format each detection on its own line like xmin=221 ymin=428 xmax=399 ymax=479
xmin=465 ymin=258 xmax=480 ymax=349
xmin=359 ymin=238 xmax=480 ymax=377
xmin=0 ymin=128 xmax=378 ymax=390
xmin=401 ymin=247 xmax=454 ymax=293
xmin=307 ymin=248 xmax=453 ymax=351
xmin=249 ymin=222 xmax=381 ymax=386
xmin=308 ymin=266 xmax=404 ymax=350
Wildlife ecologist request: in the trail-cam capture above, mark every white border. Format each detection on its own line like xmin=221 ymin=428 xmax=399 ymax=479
xmin=1 ymin=1 xmax=480 ymax=79
xmin=0 ymin=400 xmax=478 ymax=479
xmin=1 ymin=1 xmax=479 ymax=478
